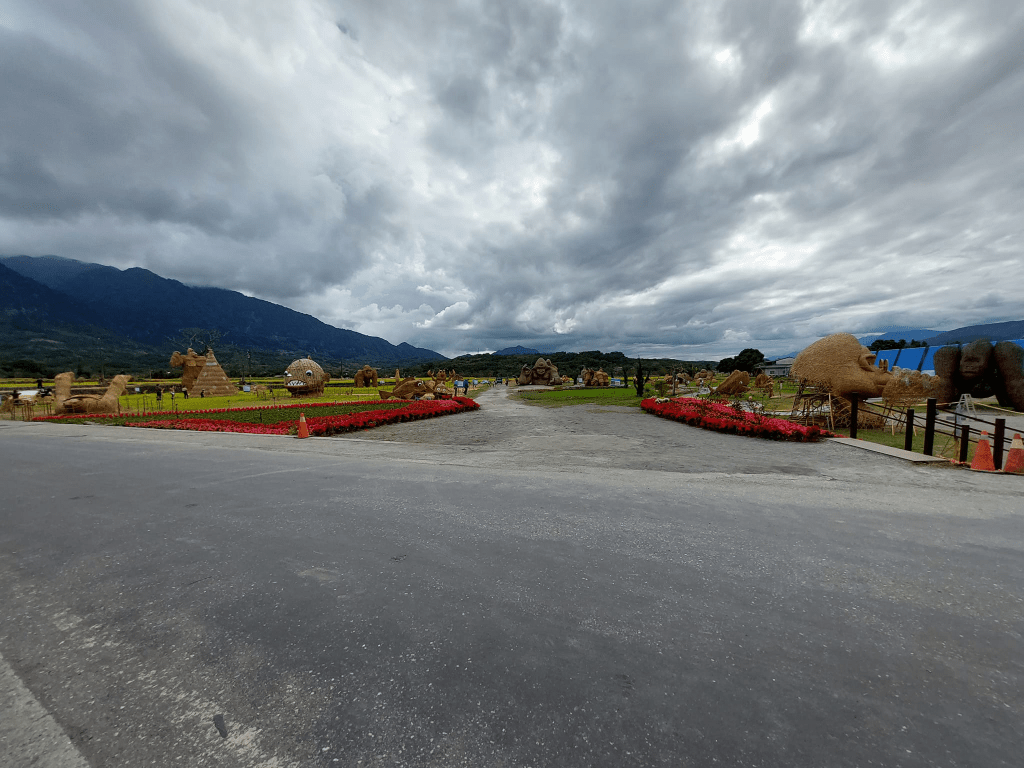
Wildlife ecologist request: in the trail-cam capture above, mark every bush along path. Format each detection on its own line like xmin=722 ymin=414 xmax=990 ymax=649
xmin=32 ymin=397 xmax=481 ymax=436
xmin=642 ymin=397 xmax=832 ymax=442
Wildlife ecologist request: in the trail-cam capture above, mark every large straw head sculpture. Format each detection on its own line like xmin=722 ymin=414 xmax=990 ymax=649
xmin=791 ymin=333 xmax=893 ymax=399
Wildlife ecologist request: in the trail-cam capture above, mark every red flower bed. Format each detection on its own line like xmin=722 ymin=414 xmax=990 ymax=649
xmin=642 ymin=397 xmax=832 ymax=442
xmin=302 ymin=397 xmax=479 ymax=436
xmin=36 ymin=398 xmax=479 ymax=436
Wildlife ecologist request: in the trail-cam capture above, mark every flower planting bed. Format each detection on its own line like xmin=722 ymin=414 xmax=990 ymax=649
xmin=642 ymin=397 xmax=832 ymax=442
xmin=33 ymin=397 xmax=480 ymax=436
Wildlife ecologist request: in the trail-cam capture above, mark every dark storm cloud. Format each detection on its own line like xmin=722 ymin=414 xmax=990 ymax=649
xmin=3 ymin=0 xmax=1023 ymax=359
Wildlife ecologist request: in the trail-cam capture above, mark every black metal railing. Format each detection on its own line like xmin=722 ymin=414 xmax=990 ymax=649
xmin=846 ymin=395 xmax=1018 ymax=468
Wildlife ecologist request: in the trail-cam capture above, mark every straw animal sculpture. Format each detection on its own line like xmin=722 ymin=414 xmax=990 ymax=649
xmin=380 ymin=377 xmax=433 ymax=400
xmin=285 ymin=358 xmax=330 ymax=397
xmin=933 ymin=339 xmax=1024 ymax=410
xmin=353 ymin=365 xmax=379 ymax=388
xmin=715 ymin=370 xmax=750 ymax=396
xmin=53 ymin=372 xmax=131 ymax=414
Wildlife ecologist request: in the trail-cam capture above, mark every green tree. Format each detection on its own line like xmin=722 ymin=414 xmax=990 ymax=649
xmin=632 ymin=358 xmax=651 ymax=396
xmin=734 ymin=348 xmax=765 ymax=372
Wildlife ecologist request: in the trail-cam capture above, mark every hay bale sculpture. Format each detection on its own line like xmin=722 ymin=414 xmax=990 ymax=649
xmin=693 ymin=369 xmax=715 ymax=388
xmin=790 ymin=333 xmax=893 ymax=427
xmin=353 ymin=365 xmax=379 ymax=388
xmin=170 ymin=348 xmax=237 ymax=397
xmin=932 ymin=340 xmax=1024 ymax=411
xmin=882 ymin=368 xmax=937 ymax=408
xmin=580 ymin=368 xmax=610 ymax=387
xmin=285 ymin=357 xmax=330 ymax=397
xmin=754 ymin=372 xmax=774 ymax=397
xmin=715 ymin=370 xmax=750 ymax=396
xmin=53 ymin=372 xmax=131 ymax=415
xmin=380 ymin=377 xmax=434 ymax=401
xmin=518 ymin=358 xmax=562 ymax=386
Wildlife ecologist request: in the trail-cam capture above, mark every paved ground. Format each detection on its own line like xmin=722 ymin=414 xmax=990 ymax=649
xmin=1 ymin=385 xmax=1021 ymax=767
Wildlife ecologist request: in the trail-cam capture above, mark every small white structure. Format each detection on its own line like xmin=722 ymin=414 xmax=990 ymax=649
xmin=758 ymin=357 xmax=795 ymax=377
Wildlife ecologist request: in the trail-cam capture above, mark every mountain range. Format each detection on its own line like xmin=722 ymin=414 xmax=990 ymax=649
xmin=1 ymin=255 xmax=444 ymax=372
xmin=857 ymin=323 xmax=1024 ymax=347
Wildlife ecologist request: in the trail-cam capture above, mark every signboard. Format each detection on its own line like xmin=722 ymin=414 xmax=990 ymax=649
xmin=243 ymin=385 xmax=251 ymax=392
xmin=610 ymin=378 xmax=623 ymax=387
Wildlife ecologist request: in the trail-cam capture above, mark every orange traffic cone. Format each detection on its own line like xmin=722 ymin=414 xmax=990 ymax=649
xmin=1002 ymin=433 xmax=1024 ymax=474
xmin=971 ymin=430 xmax=995 ymax=471
xmin=297 ymin=412 xmax=310 ymax=439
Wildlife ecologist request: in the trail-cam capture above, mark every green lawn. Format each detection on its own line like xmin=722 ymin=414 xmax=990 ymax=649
xmin=515 ymin=387 xmax=646 ymax=408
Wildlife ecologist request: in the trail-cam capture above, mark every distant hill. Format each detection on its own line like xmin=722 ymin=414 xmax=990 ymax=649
xmin=0 ymin=262 xmax=178 ymax=377
xmin=1 ymin=261 xmax=99 ymax=327
xmin=923 ymin=321 xmax=1024 ymax=346
xmin=444 ymin=350 xmax=717 ymax=378
xmin=493 ymin=345 xmax=541 ymax=356
xmin=857 ymin=328 xmax=941 ymax=346
xmin=1 ymin=255 xmax=445 ymax=366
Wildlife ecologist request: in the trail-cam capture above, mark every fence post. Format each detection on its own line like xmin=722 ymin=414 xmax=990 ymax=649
xmin=849 ymin=394 xmax=859 ymax=439
xmin=904 ymin=408 xmax=915 ymax=452
xmin=959 ymin=423 xmax=970 ymax=464
xmin=923 ymin=398 xmax=937 ymax=456
xmin=994 ymin=418 xmax=1006 ymax=471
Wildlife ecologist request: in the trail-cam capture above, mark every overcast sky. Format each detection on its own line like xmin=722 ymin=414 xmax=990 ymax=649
xmin=3 ymin=1 xmax=1023 ymax=359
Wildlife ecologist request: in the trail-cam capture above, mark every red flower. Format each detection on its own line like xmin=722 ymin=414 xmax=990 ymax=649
xmin=641 ymin=397 xmax=832 ymax=442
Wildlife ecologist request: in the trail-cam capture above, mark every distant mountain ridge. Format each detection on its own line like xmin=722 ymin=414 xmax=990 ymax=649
xmin=922 ymin=321 xmax=1024 ymax=346
xmin=1 ymin=255 xmax=445 ymax=365
xmin=856 ymin=328 xmax=941 ymax=345
xmin=857 ymin=322 xmax=1024 ymax=347
xmin=492 ymin=345 xmax=541 ymax=356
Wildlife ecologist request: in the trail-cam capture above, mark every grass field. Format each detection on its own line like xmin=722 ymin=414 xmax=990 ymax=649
xmin=514 ymin=386 xmax=646 ymax=408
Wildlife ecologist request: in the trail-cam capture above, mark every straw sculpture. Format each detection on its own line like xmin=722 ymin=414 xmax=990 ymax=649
xmin=170 ymin=348 xmax=237 ymax=396
xmin=693 ymin=369 xmax=715 ymax=387
xmin=715 ymin=370 xmax=750 ymax=395
xmin=54 ymin=372 xmax=131 ymax=414
xmin=353 ymin=365 xmax=379 ymax=388
xmin=754 ymin=372 xmax=774 ymax=396
xmin=285 ymin=358 xmax=330 ymax=397
xmin=882 ymin=368 xmax=937 ymax=408
xmin=791 ymin=334 xmax=892 ymax=399
xmin=580 ymin=367 xmax=610 ymax=387
xmin=518 ymin=358 xmax=562 ymax=386
xmin=933 ymin=340 xmax=1024 ymax=410
xmin=380 ymin=377 xmax=433 ymax=400
xmin=791 ymin=333 xmax=893 ymax=428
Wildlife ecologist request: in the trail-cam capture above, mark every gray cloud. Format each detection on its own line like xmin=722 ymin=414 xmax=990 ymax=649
xmin=2 ymin=0 xmax=1023 ymax=360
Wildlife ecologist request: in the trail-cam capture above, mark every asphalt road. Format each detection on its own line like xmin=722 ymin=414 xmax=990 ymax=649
xmin=1 ymin=386 xmax=1021 ymax=767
